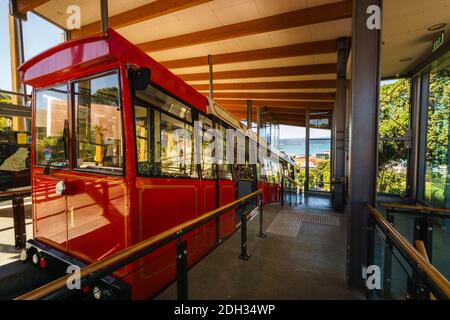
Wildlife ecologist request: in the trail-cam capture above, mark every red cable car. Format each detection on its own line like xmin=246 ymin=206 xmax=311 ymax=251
xmin=19 ymin=29 xmax=296 ymax=299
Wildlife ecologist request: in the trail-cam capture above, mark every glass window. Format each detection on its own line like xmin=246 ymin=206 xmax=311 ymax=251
xmin=217 ymin=123 xmax=233 ymax=180
xmin=35 ymin=84 xmax=69 ymax=167
xmin=199 ymin=114 xmax=216 ymax=179
xmin=73 ymin=71 xmax=123 ymax=174
xmin=425 ymin=61 xmax=450 ymax=207
xmin=159 ymin=112 xmax=197 ymax=177
xmin=377 ymin=78 xmax=410 ymax=196
xmin=308 ymin=112 xmax=331 ymax=191
xmin=136 ymin=85 xmax=191 ymax=122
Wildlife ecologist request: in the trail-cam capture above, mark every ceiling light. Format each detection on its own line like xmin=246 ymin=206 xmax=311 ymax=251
xmin=427 ymin=23 xmax=447 ymax=31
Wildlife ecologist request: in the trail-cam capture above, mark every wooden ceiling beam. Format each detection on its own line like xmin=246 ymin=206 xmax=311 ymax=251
xmin=137 ymin=1 xmax=352 ymax=52
xmin=15 ymin=0 xmax=49 ymax=14
xmin=209 ymin=92 xmax=335 ymax=101
xmin=192 ymin=80 xmax=336 ymax=91
xmin=71 ymin=0 xmax=212 ymax=39
xmin=215 ymin=99 xmax=333 ymax=109
xmin=178 ymin=64 xmax=336 ymax=81
xmin=161 ymin=40 xmax=337 ymax=69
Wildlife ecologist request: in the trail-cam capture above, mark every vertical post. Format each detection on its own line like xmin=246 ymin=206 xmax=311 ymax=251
xmin=281 ymin=176 xmax=285 ymax=207
xmin=289 ymin=180 xmax=292 ymax=206
xmin=366 ymin=214 xmax=375 ymax=299
xmin=305 ymin=109 xmax=310 ymax=193
xmin=333 ymin=37 xmax=350 ymax=212
xmin=208 ymin=55 xmax=213 ymax=99
xmin=9 ymin=13 xmax=26 ymax=104
xmin=239 ymin=204 xmax=251 ymax=260
xmin=348 ymin=0 xmax=381 ymax=293
xmin=247 ymin=100 xmax=253 ymax=129
xmin=257 ymin=195 xmax=266 ymax=238
xmin=12 ymin=196 xmax=26 ymax=249
xmin=100 ymin=0 xmax=109 ymax=33
xmin=176 ymin=238 xmax=188 ymax=300
xmin=383 ymin=213 xmax=394 ymax=299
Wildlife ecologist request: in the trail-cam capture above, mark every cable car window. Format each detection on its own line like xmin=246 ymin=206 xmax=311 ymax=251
xmin=217 ymin=123 xmax=233 ymax=180
xmin=135 ymin=85 xmax=192 ymax=122
xmin=158 ymin=112 xmax=197 ymax=178
xmin=73 ymin=71 xmax=123 ymax=174
xmin=199 ymin=114 xmax=216 ymax=179
xmin=35 ymin=84 xmax=69 ymax=168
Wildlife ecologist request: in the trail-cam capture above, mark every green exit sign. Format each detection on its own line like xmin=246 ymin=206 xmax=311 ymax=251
xmin=432 ymin=33 xmax=444 ymax=52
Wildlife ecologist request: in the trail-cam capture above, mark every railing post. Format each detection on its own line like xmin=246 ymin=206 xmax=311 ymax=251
xmin=383 ymin=212 xmax=394 ymax=299
xmin=289 ymin=181 xmax=292 ymax=206
xmin=176 ymin=237 xmax=188 ymax=300
xmin=281 ymin=176 xmax=284 ymax=207
xmin=239 ymin=203 xmax=251 ymax=260
xmin=12 ymin=196 xmax=26 ymax=249
xmin=257 ymin=194 xmax=266 ymax=238
xmin=366 ymin=213 xmax=375 ymax=299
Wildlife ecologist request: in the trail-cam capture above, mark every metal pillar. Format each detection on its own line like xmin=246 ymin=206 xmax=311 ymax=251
xmin=305 ymin=109 xmax=310 ymax=192
xmin=8 ymin=13 xmax=26 ymax=100
xmin=247 ymin=100 xmax=253 ymax=129
xmin=12 ymin=197 xmax=26 ymax=248
xmin=208 ymin=55 xmax=214 ymax=99
xmin=100 ymin=0 xmax=109 ymax=33
xmin=332 ymin=37 xmax=351 ymax=212
xmin=347 ymin=0 xmax=381 ymax=293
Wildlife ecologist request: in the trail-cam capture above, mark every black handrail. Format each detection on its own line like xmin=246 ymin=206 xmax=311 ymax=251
xmin=16 ymin=189 xmax=264 ymax=300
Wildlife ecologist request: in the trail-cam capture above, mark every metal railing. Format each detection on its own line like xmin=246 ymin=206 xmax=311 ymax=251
xmin=380 ymin=202 xmax=450 ymax=264
xmin=16 ymin=189 xmax=264 ymax=300
xmin=0 ymin=89 xmax=31 ymax=118
xmin=367 ymin=204 xmax=450 ymax=300
xmin=281 ymin=175 xmax=301 ymax=207
xmin=0 ymin=187 xmax=31 ymax=248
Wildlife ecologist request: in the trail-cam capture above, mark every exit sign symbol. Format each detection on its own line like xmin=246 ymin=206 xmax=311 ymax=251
xmin=432 ymin=33 xmax=444 ymax=52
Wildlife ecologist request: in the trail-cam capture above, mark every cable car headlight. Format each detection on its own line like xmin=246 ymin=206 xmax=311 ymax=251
xmin=31 ymin=252 xmax=39 ymax=265
xmin=92 ymin=286 xmax=102 ymax=300
xmin=55 ymin=181 xmax=66 ymax=196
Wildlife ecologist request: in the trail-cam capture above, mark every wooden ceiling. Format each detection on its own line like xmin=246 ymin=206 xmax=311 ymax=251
xmin=20 ymin=0 xmax=354 ymax=126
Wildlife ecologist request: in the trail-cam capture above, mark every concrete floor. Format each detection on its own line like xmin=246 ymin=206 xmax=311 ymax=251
xmin=0 ymin=194 xmax=354 ymax=300
xmin=156 ymin=194 xmax=354 ymax=300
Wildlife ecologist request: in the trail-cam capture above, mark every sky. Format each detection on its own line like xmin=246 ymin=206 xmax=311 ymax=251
xmin=279 ymin=125 xmax=330 ymax=139
xmin=0 ymin=0 xmax=63 ymax=91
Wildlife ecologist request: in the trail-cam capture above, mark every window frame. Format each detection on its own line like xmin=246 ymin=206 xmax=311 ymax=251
xmin=70 ymin=69 xmax=125 ymax=176
xmin=33 ymin=81 xmax=70 ymax=170
xmin=132 ymin=81 xmax=199 ymax=180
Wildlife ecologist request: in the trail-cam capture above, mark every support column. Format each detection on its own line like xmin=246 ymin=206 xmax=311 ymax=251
xmin=247 ymin=100 xmax=253 ymax=129
xmin=347 ymin=0 xmax=381 ymax=293
xmin=333 ymin=37 xmax=351 ymax=212
xmin=100 ymin=0 xmax=109 ymax=33
xmin=305 ymin=109 xmax=310 ymax=192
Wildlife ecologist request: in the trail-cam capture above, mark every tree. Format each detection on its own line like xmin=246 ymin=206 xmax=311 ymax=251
xmin=377 ymin=78 xmax=410 ymax=195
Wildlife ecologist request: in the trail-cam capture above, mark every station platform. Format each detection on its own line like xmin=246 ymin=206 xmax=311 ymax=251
xmin=0 ymin=195 xmax=354 ymax=300
xmin=156 ymin=195 xmax=353 ymax=300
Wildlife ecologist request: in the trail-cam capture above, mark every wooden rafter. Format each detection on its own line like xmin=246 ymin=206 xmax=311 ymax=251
xmin=208 ymin=92 xmax=335 ymax=101
xmin=137 ymin=0 xmax=352 ymax=52
xmin=178 ymin=64 xmax=336 ymax=81
xmin=71 ymin=0 xmax=212 ymax=38
xmin=15 ymin=0 xmax=49 ymax=14
xmin=215 ymin=99 xmax=333 ymax=109
xmin=191 ymin=80 xmax=336 ymax=91
xmin=161 ymin=40 xmax=337 ymax=69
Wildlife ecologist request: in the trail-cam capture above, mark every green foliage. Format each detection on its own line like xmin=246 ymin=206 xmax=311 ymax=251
xmin=0 ymin=93 xmax=11 ymax=104
xmin=377 ymin=79 xmax=410 ymax=195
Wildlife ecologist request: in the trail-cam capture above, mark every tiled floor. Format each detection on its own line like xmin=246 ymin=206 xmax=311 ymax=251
xmin=156 ymin=194 xmax=353 ymax=300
